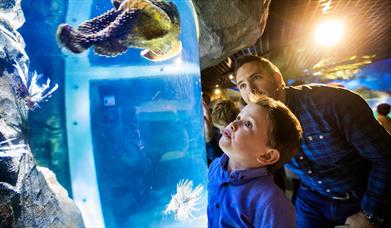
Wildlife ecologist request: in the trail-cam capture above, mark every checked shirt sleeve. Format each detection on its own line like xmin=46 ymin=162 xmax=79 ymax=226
xmin=331 ymin=89 xmax=391 ymax=219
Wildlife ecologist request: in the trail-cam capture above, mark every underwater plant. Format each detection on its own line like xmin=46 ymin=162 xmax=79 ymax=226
xmin=56 ymin=0 xmax=182 ymax=61
xmin=13 ymin=61 xmax=58 ymax=111
xmin=164 ymin=179 xmax=204 ymax=223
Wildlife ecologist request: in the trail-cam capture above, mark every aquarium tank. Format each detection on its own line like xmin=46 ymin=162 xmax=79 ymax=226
xmin=20 ymin=0 xmax=207 ymax=227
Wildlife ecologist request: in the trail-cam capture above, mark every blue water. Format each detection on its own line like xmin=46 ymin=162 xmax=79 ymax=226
xmin=340 ymin=58 xmax=391 ymax=92
xmin=20 ymin=0 xmax=207 ymax=227
xmin=288 ymin=58 xmax=391 ymax=93
xmin=89 ymin=76 xmax=207 ymax=227
xmin=287 ymin=58 xmax=391 ymax=113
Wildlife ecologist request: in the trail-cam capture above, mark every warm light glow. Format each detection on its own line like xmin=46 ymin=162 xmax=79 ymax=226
xmin=228 ymin=74 xmax=234 ymax=80
xmin=214 ymin=88 xmax=221 ymax=95
xmin=215 ymin=84 xmax=219 ymax=88
xmin=174 ymin=57 xmax=182 ymax=65
xmin=314 ymin=20 xmax=344 ymax=46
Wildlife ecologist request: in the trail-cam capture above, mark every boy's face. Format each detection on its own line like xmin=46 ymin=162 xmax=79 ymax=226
xmin=219 ymin=103 xmax=274 ymax=169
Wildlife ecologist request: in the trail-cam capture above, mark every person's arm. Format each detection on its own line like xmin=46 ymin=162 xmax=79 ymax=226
xmin=331 ymin=90 xmax=391 ymax=223
xmin=203 ymin=101 xmax=214 ymax=143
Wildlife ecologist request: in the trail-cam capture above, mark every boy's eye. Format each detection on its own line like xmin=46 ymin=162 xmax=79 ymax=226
xmin=236 ymin=116 xmax=241 ymax=121
xmin=244 ymin=121 xmax=253 ymax=128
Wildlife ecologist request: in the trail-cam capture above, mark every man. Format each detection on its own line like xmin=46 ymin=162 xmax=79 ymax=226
xmin=233 ymin=55 xmax=391 ymax=228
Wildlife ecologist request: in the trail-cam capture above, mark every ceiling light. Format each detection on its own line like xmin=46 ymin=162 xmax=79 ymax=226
xmin=314 ymin=19 xmax=344 ymax=46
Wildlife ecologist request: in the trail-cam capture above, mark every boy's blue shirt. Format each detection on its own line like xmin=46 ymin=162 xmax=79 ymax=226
xmin=207 ymin=154 xmax=295 ymax=228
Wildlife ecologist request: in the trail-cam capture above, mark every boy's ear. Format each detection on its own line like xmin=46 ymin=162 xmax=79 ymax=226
xmin=257 ymin=149 xmax=280 ymax=166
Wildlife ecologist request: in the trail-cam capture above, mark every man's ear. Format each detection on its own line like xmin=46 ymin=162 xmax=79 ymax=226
xmin=257 ymin=149 xmax=280 ymax=166
xmin=273 ymin=72 xmax=284 ymax=88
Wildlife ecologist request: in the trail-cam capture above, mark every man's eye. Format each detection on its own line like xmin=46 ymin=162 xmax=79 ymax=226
xmin=236 ymin=116 xmax=241 ymax=121
xmin=253 ymin=75 xmax=262 ymax=80
xmin=245 ymin=121 xmax=252 ymax=128
xmin=239 ymin=83 xmax=246 ymax=89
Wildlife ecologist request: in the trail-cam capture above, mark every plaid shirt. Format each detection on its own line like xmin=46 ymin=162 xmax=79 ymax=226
xmin=285 ymin=84 xmax=391 ymax=219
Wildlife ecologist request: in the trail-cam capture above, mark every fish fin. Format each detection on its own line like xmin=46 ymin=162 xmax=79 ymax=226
xmin=56 ymin=24 xmax=91 ymax=53
xmin=77 ymin=9 xmax=119 ymax=35
xmin=119 ymin=0 xmax=171 ymax=26
xmin=94 ymin=42 xmax=128 ymax=57
xmin=106 ymin=8 xmax=140 ymax=38
xmin=85 ymin=8 xmax=139 ymax=43
xmin=141 ymin=40 xmax=182 ymax=61
xmin=112 ymin=0 xmax=123 ymax=9
xmin=151 ymin=0 xmax=180 ymax=26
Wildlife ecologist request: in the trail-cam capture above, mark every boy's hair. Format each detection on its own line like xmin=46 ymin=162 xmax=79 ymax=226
xmin=211 ymin=100 xmax=239 ymax=127
xmin=377 ymin=103 xmax=391 ymax=116
xmin=254 ymin=96 xmax=303 ymax=173
xmin=233 ymin=55 xmax=284 ymax=86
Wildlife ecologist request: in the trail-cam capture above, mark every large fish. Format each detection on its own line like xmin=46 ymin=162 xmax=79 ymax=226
xmin=57 ymin=0 xmax=182 ymax=61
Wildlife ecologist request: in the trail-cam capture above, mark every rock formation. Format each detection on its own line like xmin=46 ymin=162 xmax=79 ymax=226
xmin=0 ymin=151 xmax=84 ymax=227
xmin=0 ymin=0 xmax=84 ymax=226
xmin=193 ymin=0 xmax=271 ymax=69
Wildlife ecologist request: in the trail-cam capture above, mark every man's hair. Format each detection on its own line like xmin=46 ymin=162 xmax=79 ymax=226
xmin=254 ymin=96 xmax=303 ymax=173
xmin=377 ymin=103 xmax=391 ymax=116
xmin=212 ymin=100 xmax=239 ymax=127
xmin=233 ymin=55 xmax=282 ymax=79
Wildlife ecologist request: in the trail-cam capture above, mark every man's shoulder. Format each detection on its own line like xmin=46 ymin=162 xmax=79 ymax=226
xmin=288 ymin=83 xmax=346 ymax=94
xmin=287 ymin=84 xmax=360 ymax=103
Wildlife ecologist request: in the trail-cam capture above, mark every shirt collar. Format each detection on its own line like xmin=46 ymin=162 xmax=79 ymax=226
xmin=285 ymin=86 xmax=295 ymax=108
xmin=219 ymin=154 xmax=270 ymax=184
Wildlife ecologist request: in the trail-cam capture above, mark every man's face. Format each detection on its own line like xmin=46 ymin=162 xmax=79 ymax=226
xmin=236 ymin=61 xmax=280 ymax=104
xmin=219 ymin=103 xmax=271 ymax=167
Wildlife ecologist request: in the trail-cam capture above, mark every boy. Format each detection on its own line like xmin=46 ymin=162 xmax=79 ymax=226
xmin=208 ymin=96 xmax=302 ymax=227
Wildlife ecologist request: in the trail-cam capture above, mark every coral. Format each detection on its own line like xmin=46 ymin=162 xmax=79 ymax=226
xmin=0 ymin=137 xmax=27 ymax=153
xmin=13 ymin=61 xmax=58 ymax=110
xmin=164 ymin=179 xmax=204 ymax=223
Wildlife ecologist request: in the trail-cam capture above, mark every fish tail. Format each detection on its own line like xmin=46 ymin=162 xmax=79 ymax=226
xmin=56 ymin=24 xmax=91 ymax=53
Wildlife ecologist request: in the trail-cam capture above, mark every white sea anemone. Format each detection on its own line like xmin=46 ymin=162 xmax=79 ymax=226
xmin=13 ymin=61 xmax=58 ymax=110
xmin=164 ymin=179 xmax=204 ymax=223
xmin=0 ymin=138 xmax=28 ymax=155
